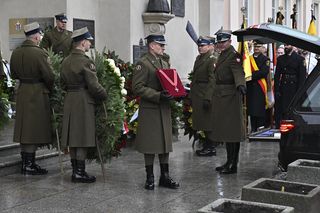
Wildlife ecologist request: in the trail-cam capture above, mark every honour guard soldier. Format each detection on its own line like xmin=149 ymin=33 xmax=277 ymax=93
xmin=132 ymin=34 xmax=179 ymax=190
xmin=40 ymin=13 xmax=72 ymax=57
xmin=274 ymin=44 xmax=306 ymax=128
xmin=246 ymin=42 xmax=270 ymax=132
xmin=10 ymin=22 xmax=54 ymax=175
xmin=189 ymin=36 xmax=218 ymax=156
xmin=212 ymin=29 xmax=246 ymax=174
xmin=61 ymin=27 xmax=107 ymax=183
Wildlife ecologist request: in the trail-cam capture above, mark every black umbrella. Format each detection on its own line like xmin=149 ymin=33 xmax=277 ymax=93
xmin=232 ymin=23 xmax=320 ymax=54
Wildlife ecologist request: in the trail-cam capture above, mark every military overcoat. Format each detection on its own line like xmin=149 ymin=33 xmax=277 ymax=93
xmin=274 ymin=51 xmax=306 ymax=112
xmin=189 ymin=51 xmax=217 ymax=131
xmin=246 ymin=53 xmax=270 ymax=117
xmin=211 ymin=46 xmax=246 ymax=142
xmin=61 ymin=49 xmax=107 ymax=148
xmin=41 ymin=27 xmax=72 ymax=57
xmin=132 ymin=52 xmax=173 ymax=154
xmin=10 ymin=40 xmax=54 ymax=145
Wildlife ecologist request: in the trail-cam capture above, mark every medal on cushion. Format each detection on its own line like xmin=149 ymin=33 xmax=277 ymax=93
xmin=158 ymin=70 xmax=179 ymax=92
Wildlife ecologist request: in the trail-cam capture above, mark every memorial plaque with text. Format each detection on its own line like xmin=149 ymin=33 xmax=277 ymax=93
xmin=73 ymin=19 xmax=95 ymax=47
xmin=133 ymin=45 xmax=148 ymax=64
xmin=9 ymin=17 xmax=54 ymax=50
xmin=171 ymin=0 xmax=185 ymax=17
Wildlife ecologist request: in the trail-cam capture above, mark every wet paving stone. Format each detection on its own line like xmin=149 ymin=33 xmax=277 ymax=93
xmin=0 ymin=134 xmax=281 ymax=213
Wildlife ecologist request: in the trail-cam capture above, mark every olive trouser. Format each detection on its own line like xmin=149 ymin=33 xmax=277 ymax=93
xmin=69 ymin=147 xmax=88 ymax=161
xmin=144 ymin=153 xmax=169 ymax=166
xmin=20 ymin=144 xmax=37 ymax=153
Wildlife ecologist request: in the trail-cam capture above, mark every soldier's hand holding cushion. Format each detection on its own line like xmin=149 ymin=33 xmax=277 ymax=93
xmin=160 ymin=90 xmax=173 ymax=101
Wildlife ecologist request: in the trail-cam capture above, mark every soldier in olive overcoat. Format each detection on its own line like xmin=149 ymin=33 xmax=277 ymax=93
xmin=212 ymin=30 xmax=246 ymax=174
xmin=40 ymin=13 xmax=72 ymax=57
xmin=132 ymin=34 xmax=179 ymax=190
xmin=189 ymin=36 xmax=218 ymax=156
xmin=61 ymin=27 xmax=107 ymax=183
xmin=10 ymin=22 xmax=54 ymax=175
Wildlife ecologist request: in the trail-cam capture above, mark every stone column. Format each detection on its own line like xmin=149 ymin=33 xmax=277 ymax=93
xmin=142 ymin=0 xmax=174 ymax=37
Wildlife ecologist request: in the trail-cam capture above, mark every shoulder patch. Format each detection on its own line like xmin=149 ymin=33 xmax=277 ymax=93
xmin=89 ymin=63 xmax=95 ymax=70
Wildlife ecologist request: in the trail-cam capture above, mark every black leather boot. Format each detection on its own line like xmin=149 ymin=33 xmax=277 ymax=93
xmin=21 ymin=152 xmax=26 ymax=174
xmin=159 ymin=164 xmax=179 ymax=189
xmin=145 ymin=165 xmax=154 ymax=190
xmin=215 ymin=143 xmax=231 ymax=171
xmin=196 ymin=140 xmax=216 ymax=157
xmin=21 ymin=152 xmax=48 ymax=175
xmin=220 ymin=143 xmax=238 ymax=174
xmin=72 ymin=160 xmax=96 ymax=183
xmin=71 ymin=159 xmax=77 ymax=176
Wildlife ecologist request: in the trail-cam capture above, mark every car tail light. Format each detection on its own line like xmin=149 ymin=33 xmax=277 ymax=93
xmin=280 ymin=120 xmax=295 ymax=133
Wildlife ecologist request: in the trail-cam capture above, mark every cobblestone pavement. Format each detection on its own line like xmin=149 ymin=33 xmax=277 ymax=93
xmin=0 ymin=133 xmax=280 ymax=213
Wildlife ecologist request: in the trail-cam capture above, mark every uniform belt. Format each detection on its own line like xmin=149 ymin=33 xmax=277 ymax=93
xmin=66 ymin=85 xmax=88 ymax=91
xmin=216 ymin=81 xmax=234 ymax=85
xmin=20 ymin=78 xmax=43 ymax=84
xmin=282 ymin=74 xmax=297 ymax=80
xmin=195 ymin=80 xmax=208 ymax=83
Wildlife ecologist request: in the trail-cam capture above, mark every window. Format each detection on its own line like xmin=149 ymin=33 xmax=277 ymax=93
xmin=299 ymin=76 xmax=320 ymax=112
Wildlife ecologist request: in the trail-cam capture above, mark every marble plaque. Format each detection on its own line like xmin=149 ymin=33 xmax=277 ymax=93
xmin=171 ymin=0 xmax=185 ymax=17
xmin=9 ymin=17 xmax=54 ymax=50
xmin=133 ymin=45 xmax=148 ymax=64
xmin=73 ymin=19 xmax=95 ymax=47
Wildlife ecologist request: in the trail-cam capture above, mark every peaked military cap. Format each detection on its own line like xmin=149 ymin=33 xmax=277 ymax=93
xmin=215 ymin=28 xmax=232 ymax=43
xmin=145 ymin=34 xmax=166 ymax=45
xmin=23 ymin=22 xmax=42 ymax=36
xmin=55 ymin=13 xmax=68 ymax=22
xmin=253 ymin=41 xmax=263 ymax=47
xmin=72 ymin=27 xmax=94 ymax=42
xmin=197 ymin=36 xmax=213 ymax=46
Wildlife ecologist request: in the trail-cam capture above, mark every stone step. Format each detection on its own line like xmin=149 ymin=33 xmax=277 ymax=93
xmin=0 ymin=120 xmax=69 ymax=176
xmin=0 ymin=148 xmax=69 ymax=177
xmin=0 ymin=143 xmax=20 ymax=157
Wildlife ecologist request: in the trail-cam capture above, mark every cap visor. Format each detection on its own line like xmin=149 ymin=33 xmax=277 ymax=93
xmin=86 ymin=36 xmax=94 ymax=40
xmin=155 ymin=41 xmax=166 ymax=45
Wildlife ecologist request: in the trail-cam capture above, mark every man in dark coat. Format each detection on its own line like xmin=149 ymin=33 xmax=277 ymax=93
xmin=246 ymin=42 xmax=270 ymax=132
xmin=61 ymin=27 xmax=107 ymax=183
xmin=189 ymin=36 xmax=218 ymax=156
xmin=274 ymin=44 xmax=306 ymax=128
xmin=212 ymin=29 xmax=246 ymax=174
xmin=132 ymin=34 xmax=179 ymax=190
xmin=10 ymin=22 xmax=54 ymax=175
xmin=40 ymin=13 xmax=72 ymax=57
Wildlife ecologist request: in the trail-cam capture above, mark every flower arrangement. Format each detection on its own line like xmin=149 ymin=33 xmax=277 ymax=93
xmin=88 ymin=50 xmax=126 ymax=162
xmin=103 ymin=50 xmax=137 ymax=141
xmin=0 ymin=89 xmax=9 ymax=130
xmin=182 ymin=73 xmax=206 ymax=147
xmin=48 ymin=50 xmax=64 ymax=147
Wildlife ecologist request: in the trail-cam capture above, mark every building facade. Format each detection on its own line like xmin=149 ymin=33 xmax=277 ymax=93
xmin=0 ymin=0 xmax=319 ymax=80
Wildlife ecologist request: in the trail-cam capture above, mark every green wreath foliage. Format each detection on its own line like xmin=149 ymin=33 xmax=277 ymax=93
xmin=87 ymin=50 xmax=126 ymax=162
xmin=182 ymin=72 xmax=206 ymax=145
xmin=47 ymin=49 xmax=64 ymax=148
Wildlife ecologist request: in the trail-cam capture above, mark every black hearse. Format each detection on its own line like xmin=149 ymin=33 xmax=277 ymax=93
xmin=233 ymin=23 xmax=320 ymax=170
